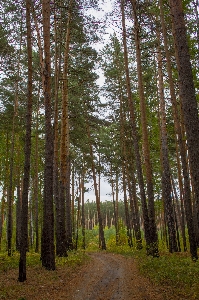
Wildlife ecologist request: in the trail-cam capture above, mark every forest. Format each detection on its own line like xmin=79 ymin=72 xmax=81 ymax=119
xmin=0 ymin=0 xmax=199 ymax=297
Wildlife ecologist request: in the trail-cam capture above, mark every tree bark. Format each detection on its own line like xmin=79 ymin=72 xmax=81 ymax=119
xmin=156 ymin=29 xmax=178 ymax=253
xmin=121 ymin=0 xmax=158 ymax=256
xmin=41 ymin=0 xmax=55 ymax=270
xmin=86 ymin=115 xmax=106 ymax=250
xmin=160 ymin=0 xmax=197 ymax=259
xmin=34 ymin=96 xmax=40 ymax=253
xmin=169 ymin=0 xmax=199 ymax=256
xmin=81 ymin=168 xmax=86 ymax=249
xmin=16 ymin=182 xmax=22 ymax=251
xmin=59 ymin=0 xmax=73 ymax=253
xmin=18 ymin=0 xmax=33 ymax=281
xmin=129 ymin=0 xmax=158 ymax=255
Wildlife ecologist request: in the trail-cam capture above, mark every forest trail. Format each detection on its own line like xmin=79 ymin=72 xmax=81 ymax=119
xmin=66 ymin=252 xmax=178 ymax=300
xmin=0 ymin=252 xmax=184 ymax=300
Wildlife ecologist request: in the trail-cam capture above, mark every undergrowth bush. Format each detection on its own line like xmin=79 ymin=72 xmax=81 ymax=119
xmin=137 ymin=250 xmax=199 ymax=299
xmin=0 ymin=251 xmax=41 ymax=272
xmin=0 ymin=250 xmax=88 ymax=273
xmin=1 ymin=225 xmax=198 ymax=299
xmin=94 ymin=226 xmax=199 ymax=299
xmin=56 ymin=250 xmax=89 ymax=267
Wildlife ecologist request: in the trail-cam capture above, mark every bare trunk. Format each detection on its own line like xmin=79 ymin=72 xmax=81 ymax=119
xmin=130 ymin=0 xmax=157 ymax=253
xmin=110 ymin=165 xmax=119 ymax=245
xmin=159 ymin=0 xmax=197 ymax=257
xmin=34 ymin=97 xmax=40 ymax=253
xmin=81 ymin=169 xmax=86 ymax=249
xmin=86 ymin=117 xmax=106 ymax=250
xmin=18 ymin=0 xmax=33 ymax=281
xmin=121 ymin=0 xmax=158 ymax=256
xmin=41 ymin=0 xmax=55 ymax=270
xmin=16 ymin=182 xmax=22 ymax=251
xmin=0 ymin=188 xmax=6 ymax=250
xmin=156 ymin=30 xmax=178 ymax=253
xmin=59 ymin=0 xmax=73 ymax=253
xmin=169 ymin=0 xmax=199 ymax=258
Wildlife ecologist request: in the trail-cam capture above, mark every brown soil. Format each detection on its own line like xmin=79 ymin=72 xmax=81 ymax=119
xmin=0 ymin=252 xmax=186 ymax=300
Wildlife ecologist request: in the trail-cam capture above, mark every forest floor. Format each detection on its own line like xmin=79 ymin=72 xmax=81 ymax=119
xmin=0 ymin=251 xmax=193 ymax=300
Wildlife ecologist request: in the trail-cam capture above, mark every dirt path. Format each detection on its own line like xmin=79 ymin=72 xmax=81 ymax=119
xmin=63 ymin=252 xmax=177 ymax=300
xmin=0 ymin=252 xmax=183 ymax=300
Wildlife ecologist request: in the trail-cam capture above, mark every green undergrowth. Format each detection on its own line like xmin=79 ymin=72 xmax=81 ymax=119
xmin=0 ymin=250 xmax=89 ymax=273
xmin=95 ymin=226 xmax=199 ymax=299
xmin=137 ymin=250 xmax=199 ymax=299
xmin=0 ymin=252 xmax=41 ymax=272
xmin=105 ymin=240 xmax=199 ymax=299
xmin=1 ymin=226 xmax=199 ymax=299
xmin=56 ymin=250 xmax=90 ymax=267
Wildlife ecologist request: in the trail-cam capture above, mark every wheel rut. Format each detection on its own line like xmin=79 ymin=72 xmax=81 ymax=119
xmin=68 ymin=252 xmax=178 ymax=300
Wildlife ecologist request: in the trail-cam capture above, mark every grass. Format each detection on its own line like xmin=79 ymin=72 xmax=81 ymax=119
xmin=105 ymin=236 xmax=199 ymax=300
xmin=0 ymin=250 xmax=90 ymax=300
xmin=0 ymin=228 xmax=199 ymax=299
xmin=137 ymin=250 xmax=199 ymax=299
xmin=0 ymin=249 xmax=89 ymax=273
xmin=0 ymin=251 xmax=40 ymax=272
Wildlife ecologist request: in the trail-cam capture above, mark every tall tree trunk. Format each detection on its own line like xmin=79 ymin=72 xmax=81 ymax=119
xmin=16 ymin=182 xmax=22 ymax=251
xmin=110 ymin=165 xmax=119 ymax=245
xmin=53 ymin=3 xmax=68 ymax=257
xmin=127 ymin=159 xmax=143 ymax=249
xmin=0 ymin=188 xmax=6 ymax=250
xmin=169 ymin=0 xmax=199 ymax=256
xmin=121 ymin=0 xmax=158 ymax=256
xmin=75 ymin=176 xmax=81 ymax=250
xmin=81 ymin=168 xmax=86 ymax=249
xmin=18 ymin=0 xmax=33 ymax=281
xmin=86 ymin=115 xmax=106 ymax=250
xmin=41 ymin=0 xmax=55 ymax=270
xmin=112 ymin=34 xmax=141 ymax=249
xmin=129 ymin=0 xmax=157 ymax=256
xmin=7 ymin=122 xmax=14 ymax=257
xmin=159 ymin=0 xmax=197 ymax=258
xmin=156 ymin=30 xmax=178 ymax=253
xmin=71 ymin=164 xmax=76 ymax=245
xmin=29 ymin=192 xmax=34 ymax=248
xmin=122 ymin=164 xmax=133 ymax=247
xmin=1 ymin=135 xmax=9 ymax=251
xmin=59 ymin=0 xmax=73 ymax=253
xmin=119 ymin=92 xmax=133 ymax=247
xmin=7 ymin=23 xmax=22 ymax=257
xmin=34 ymin=96 xmax=40 ymax=253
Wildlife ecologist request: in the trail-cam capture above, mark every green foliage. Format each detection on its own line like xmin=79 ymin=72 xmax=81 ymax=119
xmin=56 ymin=250 xmax=90 ymax=268
xmin=84 ymin=226 xmax=101 ymax=251
xmin=106 ymin=239 xmax=136 ymax=256
xmin=99 ymin=227 xmax=199 ymax=298
xmin=137 ymin=251 xmax=199 ymax=298
xmin=0 ymin=251 xmax=40 ymax=272
xmin=0 ymin=253 xmax=19 ymax=272
xmin=0 ymin=225 xmax=199 ymax=299
xmin=0 ymin=250 xmax=88 ymax=273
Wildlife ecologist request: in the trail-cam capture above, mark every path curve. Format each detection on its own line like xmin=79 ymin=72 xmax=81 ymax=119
xmin=0 ymin=251 xmax=183 ymax=299
xmin=66 ymin=252 xmax=177 ymax=300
